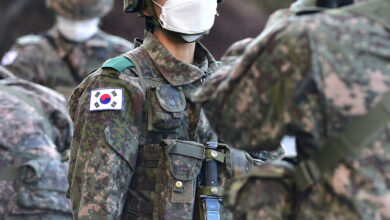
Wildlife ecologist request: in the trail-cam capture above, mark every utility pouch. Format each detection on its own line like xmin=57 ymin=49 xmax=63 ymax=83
xmin=148 ymin=140 xmax=205 ymax=219
xmin=162 ymin=139 xmax=205 ymax=203
xmin=8 ymin=154 xmax=71 ymax=215
xmin=148 ymin=84 xmax=186 ymax=132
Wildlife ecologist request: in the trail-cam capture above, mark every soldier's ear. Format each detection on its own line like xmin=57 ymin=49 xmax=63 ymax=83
xmin=142 ymin=4 xmax=150 ymax=16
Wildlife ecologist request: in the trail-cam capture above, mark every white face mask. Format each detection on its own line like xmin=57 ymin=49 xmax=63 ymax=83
xmin=152 ymin=0 xmax=218 ymax=35
xmin=56 ymin=16 xmax=100 ymax=42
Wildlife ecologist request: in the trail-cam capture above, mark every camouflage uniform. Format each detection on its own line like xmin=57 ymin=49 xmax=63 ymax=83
xmin=1 ymin=28 xmax=133 ymax=98
xmin=0 ymin=72 xmax=73 ymax=219
xmin=193 ymin=0 xmax=390 ymax=219
xmin=68 ymin=32 xmax=252 ymax=219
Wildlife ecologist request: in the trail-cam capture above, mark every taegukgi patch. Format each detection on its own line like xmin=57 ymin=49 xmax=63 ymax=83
xmin=89 ymin=88 xmax=123 ymax=111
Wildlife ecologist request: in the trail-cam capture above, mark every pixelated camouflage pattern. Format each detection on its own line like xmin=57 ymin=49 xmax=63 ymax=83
xmin=225 ymin=162 xmax=295 ymax=220
xmin=2 ymin=28 xmax=133 ymax=98
xmin=0 ymin=78 xmax=73 ymax=219
xmin=193 ymin=0 xmax=390 ymax=219
xmin=67 ymin=31 xmax=236 ymax=219
xmin=48 ymin=0 xmax=114 ymax=20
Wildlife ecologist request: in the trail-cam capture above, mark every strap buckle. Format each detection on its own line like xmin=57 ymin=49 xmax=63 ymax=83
xmin=294 ymin=159 xmax=321 ymax=191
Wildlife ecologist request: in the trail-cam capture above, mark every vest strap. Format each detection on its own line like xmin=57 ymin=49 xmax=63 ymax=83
xmin=199 ymin=186 xmax=224 ymax=197
xmin=205 ymin=149 xmax=225 ymax=163
xmin=294 ymin=91 xmax=390 ymax=191
xmin=0 ymin=84 xmax=53 ymax=140
xmin=166 ymin=140 xmax=205 ymax=160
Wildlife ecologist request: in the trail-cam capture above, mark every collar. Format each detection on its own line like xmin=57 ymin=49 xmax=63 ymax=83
xmin=142 ymin=31 xmax=218 ymax=86
xmin=49 ymin=28 xmax=108 ymax=59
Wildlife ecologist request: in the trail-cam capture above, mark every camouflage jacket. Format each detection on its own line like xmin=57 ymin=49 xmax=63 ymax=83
xmin=0 ymin=76 xmax=73 ymax=219
xmin=67 ymin=32 xmax=252 ymax=219
xmin=193 ymin=0 xmax=390 ymax=219
xmin=1 ymin=28 xmax=133 ymax=98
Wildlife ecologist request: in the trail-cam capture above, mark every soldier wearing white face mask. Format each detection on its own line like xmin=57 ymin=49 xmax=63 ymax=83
xmin=66 ymin=0 xmax=255 ymax=219
xmin=1 ymin=0 xmax=134 ymax=98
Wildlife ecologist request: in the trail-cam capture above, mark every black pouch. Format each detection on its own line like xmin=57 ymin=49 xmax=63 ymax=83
xmin=147 ymin=84 xmax=186 ymax=132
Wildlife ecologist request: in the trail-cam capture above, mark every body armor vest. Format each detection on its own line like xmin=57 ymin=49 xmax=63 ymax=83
xmin=120 ymin=47 xmax=209 ymax=220
xmin=100 ymin=47 xmax=254 ymax=220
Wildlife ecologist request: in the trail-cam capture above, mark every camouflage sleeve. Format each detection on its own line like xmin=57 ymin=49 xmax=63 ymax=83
xmin=194 ymin=19 xmax=320 ymax=152
xmin=5 ymin=78 xmax=73 ymax=153
xmin=1 ymin=38 xmax=46 ymax=84
xmin=67 ymin=69 xmax=144 ymax=219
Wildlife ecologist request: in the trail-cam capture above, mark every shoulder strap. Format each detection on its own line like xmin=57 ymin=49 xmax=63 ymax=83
xmin=0 ymin=84 xmax=53 ymax=140
xmin=294 ymin=91 xmax=390 ymax=191
xmin=332 ymin=0 xmax=390 ymax=30
xmin=0 ymin=167 xmax=19 ymax=181
xmin=122 ymin=47 xmax=165 ymax=91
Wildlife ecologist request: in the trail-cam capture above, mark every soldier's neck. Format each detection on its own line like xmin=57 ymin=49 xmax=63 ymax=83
xmin=155 ymin=28 xmax=196 ymax=64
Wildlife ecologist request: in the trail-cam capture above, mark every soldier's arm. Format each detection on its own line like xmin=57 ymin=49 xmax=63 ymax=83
xmin=1 ymin=36 xmax=46 ymax=84
xmin=67 ymin=69 xmax=144 ymax=219
xmin=194 ymin=18 xmax=318 ymax=152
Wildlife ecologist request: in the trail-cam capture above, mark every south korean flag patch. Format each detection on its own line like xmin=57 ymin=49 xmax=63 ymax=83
xmin=89 ymin=88 xmax=123 ymax=111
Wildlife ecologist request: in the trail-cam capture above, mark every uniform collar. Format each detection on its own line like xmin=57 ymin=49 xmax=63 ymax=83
xmin=142 ymin=31 xmax=218 ymax=87
xmin=49 ymin=28 xmax=108 ymax=59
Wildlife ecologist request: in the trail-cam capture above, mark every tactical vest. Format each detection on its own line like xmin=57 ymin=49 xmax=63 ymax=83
xmin=102 ymin=47 xmax=253 ymax=220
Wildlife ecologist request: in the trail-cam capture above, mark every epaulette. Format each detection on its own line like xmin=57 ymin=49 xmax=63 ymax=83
xmin=102 ymin=55 xmax=135 ymax=73
xmin=16 ymin=35 xmax=42 ymax=45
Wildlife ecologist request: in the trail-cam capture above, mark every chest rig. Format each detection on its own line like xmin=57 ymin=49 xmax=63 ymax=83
xmin=119 ymin=47 xmax=208 ymax=220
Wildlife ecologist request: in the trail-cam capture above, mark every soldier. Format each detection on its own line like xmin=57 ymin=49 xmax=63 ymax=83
xmin=67 ymin=0 xmax=254 ymax=219
xmin=193 ymin=0 xmax=390 ymax=219
xmin=1 ymin=0 xmax=133 ymax=98
xmin=0 ymin=66 xmax=73 ymax=219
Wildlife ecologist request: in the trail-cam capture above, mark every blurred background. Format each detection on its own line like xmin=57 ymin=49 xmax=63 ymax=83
xmin=0 ymin=0 xmax=294 ymax=59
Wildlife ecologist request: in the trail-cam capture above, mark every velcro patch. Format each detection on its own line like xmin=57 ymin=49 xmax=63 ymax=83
xmin=89 ymin=88 xmax=123 ymax=111
xmin=1 ymin=51 xmax=18 ymax=66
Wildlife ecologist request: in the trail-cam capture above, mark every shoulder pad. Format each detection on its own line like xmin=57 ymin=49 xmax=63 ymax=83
xmin=16 ymin=35 xmax=42 ymax=45
xmin=102 ymin=56 xmax=135 ymax=73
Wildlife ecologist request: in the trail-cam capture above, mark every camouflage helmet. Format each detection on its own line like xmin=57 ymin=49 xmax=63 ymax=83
xmin=124 ymin=0 xmax=223 ymax=13
xmin=47 ymin=0 xmax=114 ymax=20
